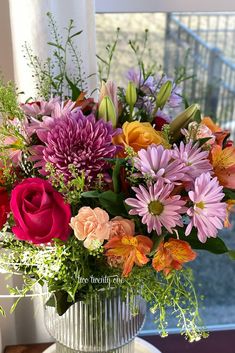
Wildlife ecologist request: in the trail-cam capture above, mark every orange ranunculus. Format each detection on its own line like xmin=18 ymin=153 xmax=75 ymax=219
xmin=210 ymin=145 xmax=235 ymax=189
xmin=224 ymin=200 xmax=235 ymax=228
xmin=113 ymin=121 xmax=168 ymax=156
xmin=201 ymin=117 xmax=222 ymax=133
xmin=152 ymin=238 xmax=197 ymax=276
xmin=110 ymin=216 xmax=135 ymax=238
xmin=104 ymin=234 xmax=153 ymax=277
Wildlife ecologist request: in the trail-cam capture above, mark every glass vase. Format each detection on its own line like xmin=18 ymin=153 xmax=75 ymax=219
xmin=44 ymin=288 xmax=146 ymax=353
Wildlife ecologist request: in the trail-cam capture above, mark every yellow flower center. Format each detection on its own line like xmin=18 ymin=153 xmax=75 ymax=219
xmin=148 ymin=201 xmax=164 ymax=216
xmin=196 ymin=201 xmax=205 ymax=209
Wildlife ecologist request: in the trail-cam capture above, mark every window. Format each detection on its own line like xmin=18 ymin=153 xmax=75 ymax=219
xmin=95 ymin=0 xmax=235 ymax=13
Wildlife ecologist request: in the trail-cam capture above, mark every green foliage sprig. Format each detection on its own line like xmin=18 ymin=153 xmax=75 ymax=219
xmin=0 ymin=79 xmax=24 ymax=120
xmin=24 ymin=12 xmax=86 ymax=100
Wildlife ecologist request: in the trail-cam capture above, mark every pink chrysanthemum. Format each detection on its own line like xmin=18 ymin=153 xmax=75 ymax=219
xmin=172 ymin=141 xmax=212 ymax=180
xmin=125 ymin=180 xmax=186 ymax=234
xmin=134 ymin=145 xmax=188 ymax=184
xmin=30 ymin=110 xmax=121 ymax=181
xmin=185 ymin=172 xmax=227 ymax=243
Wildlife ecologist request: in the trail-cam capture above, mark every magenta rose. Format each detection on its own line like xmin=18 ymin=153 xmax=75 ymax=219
xmin=10 ymin=178 xmax=71 ymax=244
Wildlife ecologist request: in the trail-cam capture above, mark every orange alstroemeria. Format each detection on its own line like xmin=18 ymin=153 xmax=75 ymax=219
xmin=201 ymin=117 xmax=222 ymax=133
xmin=224 ymin=199 xmax=235 ymax=228
xmin=152 ymin=238 xmax=197 ymax=276
xmin=210 ymin=145 xmax=235 ymax=189
xmin=104 ymin=234 xmax=153 ymax=277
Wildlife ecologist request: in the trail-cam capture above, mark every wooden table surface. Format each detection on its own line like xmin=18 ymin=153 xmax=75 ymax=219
xmin=4 ymin=344 xmax=52 ymax=353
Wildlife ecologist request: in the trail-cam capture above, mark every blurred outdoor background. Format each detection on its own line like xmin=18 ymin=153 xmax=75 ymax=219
xmin=96 ymin=12 xmax=235 ymax=140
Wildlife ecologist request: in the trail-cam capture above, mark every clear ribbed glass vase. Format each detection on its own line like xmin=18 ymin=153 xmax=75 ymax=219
xmin=44 ymin=288 xmax=146 ymax=353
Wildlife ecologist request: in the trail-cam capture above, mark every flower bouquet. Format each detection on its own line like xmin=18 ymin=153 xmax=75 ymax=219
xmin=0 ymin=14 xmax=235 ymax=353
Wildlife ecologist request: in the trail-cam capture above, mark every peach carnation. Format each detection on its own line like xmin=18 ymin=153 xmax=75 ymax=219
xmin=70 ymin=207 xmax=110 ymax=250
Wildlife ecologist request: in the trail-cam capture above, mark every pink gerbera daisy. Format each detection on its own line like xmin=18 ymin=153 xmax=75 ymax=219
xmin=134 ymin=145 xmax=188 ymax=184
xmin=172 ymin=141 xmax=212 ymax=180
xmin=125 ymin=180 xmax=186 ymax=234
xmin=185 ymin=172 xmax=227 ymax=243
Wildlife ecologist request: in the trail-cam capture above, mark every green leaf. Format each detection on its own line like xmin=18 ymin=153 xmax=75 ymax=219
xmin=149 ymin=233 xmax=165 ymax=257
xmin=196 ymin=137 xmax=213 ymax=147
xmin=82 ymin=190 xmax=127 ymax=216
xmin=96 ymin=54 xmax=109 ymax=66
xmin=228 ymin=250 xmax=235 ymax=260
xmin=176 ymin=228 xmax=229 ymax=254
xmin=54 ymin=73 xmax=64 ymax=81
xmin=45 ymin=294 xmax=55 ymax=307
xmin=182 ymin=95 xmax=190 ymax=109
xmin=47 ymin=42 xmax=65 ymax=51
xmin=223 ymin=188 xmax=235 ymax=200
xmin=99 ymin=191 xmax=126 ymax=216
xmin=65 ymin=74 xmax=81 ymax=101
xmin=48 ymin=291 xmax=74 ymax=316
xmin=112 ymin=159 xmax=123 ymax=194
xmin=69 ymin=30 xmax=83 ymax=40
xmin=194 ymin=109 xmax=202 ymax=123
xmin=0 ymin=305 xmax=6 ymax=317
xmin=81 ymin=191 xmax=101 ymax=198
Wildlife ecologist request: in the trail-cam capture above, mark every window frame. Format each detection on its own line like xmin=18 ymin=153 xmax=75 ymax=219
xmin=95 ymin=0 xmax=235 ymax=13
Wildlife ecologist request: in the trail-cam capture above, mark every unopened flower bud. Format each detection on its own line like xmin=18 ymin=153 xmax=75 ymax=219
xmin=156 ymin=80 xmax=173 ymax=110
xmin=126 ymin=82 xmax=137 ymax=107
xmin=169 ymin=104 xmax=200 ymax=141
xmin=98 ymin=96 xmax=117 ymax=127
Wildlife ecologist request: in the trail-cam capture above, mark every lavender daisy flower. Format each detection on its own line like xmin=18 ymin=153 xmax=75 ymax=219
xmin=125 ymin=180 xmax=186 ymax=234
xmin=172 ymin=141 xmax=212 ymax=181
xmin=126 ymin=68 xmax=156 ymax=93
xmin=30 ymin=110 xmax=121 ymax=181
xmin=185 ymin=173 xmax=227 ymax=243
xmin=134 ymin=145 xmax=188 ymax=184
xmin=135 ymin=96 xmax=155 ymax=115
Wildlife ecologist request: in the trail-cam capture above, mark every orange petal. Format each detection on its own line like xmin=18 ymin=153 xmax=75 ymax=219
xmin=136 ymin=235 xmax=153 ymax=254
xmin=152 ymin=243 xmax=172 ymax=273
xmin=122 ymin=251 xmax=136 ymax=277
xmin=165 ymin=238 xmax=197 ymax=263
xmin=135 ymin=249 xmax=150 ymax=266
xmin=214 ymin=131 xmax=230 ymax=147
xmin=201 ymin=117 xmax=222 ymax=133
xmin=211 ymin=145 xmax=235 ymax=188
xmin=152 ymin=239 xmax=196 ymax=275
xmin=224 ymin=199 xmax=235 ymax=228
